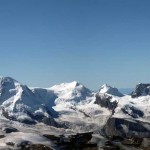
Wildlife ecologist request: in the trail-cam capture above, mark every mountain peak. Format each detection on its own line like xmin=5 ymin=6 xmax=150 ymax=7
xmin=131 ymin=83 xmax=150 ymax=98
xmin=71 ymin=81 xmax=80 ymax=86
xmin=50 ymin=81 xmax=82 ymax=91
xmin=100 ymin=84 xmax=112 ymax=92
xmin=0 ymin=76 xmax=18 ymax=82
xmin=99 ymin=84 xmax=123 ymax=97
xmin=0 ymin=76 xmax=21 ymax=91
xmin=50 ymin=81 xmax=91 ymax=103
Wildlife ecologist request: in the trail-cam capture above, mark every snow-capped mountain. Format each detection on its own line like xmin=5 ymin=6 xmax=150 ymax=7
xmin=0 ymin=77 xmax=149 ymax=127
xmin=49 ymin=81 xmax=92 ymax=104
xmin=94 ymin=84 xmax=123 ymax=111
xmin=99 ymin=84 xmax=123 ymax=97
xmin=0 ymin=76 xmax=150 ymax=149
xmin=0 ymin=77 xmax=57 ymax=125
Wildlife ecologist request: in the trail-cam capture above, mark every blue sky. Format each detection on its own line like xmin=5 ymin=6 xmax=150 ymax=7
xmin=0 ymin=0 xmax=150 ymax=90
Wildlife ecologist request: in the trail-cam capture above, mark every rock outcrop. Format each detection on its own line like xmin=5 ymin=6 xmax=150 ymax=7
xmin=121 ymin=105 xmax=144 ymax=118
xmin=2 ymin=127 xmax=18 ymax=133
xmin=95 ymin=93 xmax=118 ymax=111
xmin=131 ymin=83 xmax=150 ymax=98
xmin=95 ymin=84 xmax=123 ymax=111
xmin=103 ymin=117 xmax=150 ymax=138
xmin=43 ymin=132 xmax=97 ymax=150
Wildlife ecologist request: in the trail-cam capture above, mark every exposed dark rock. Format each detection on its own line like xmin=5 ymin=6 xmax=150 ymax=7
xmin=109 ymin=136 xmax=124 ymax=142
xmin=43 ymin=134 xmax=60 ymax=145
xmin=95 ymin=93 xmax=118 ymax=111
xmin=2 ymin=107 xmax=36 ymax=125
xmin=105 ymin=141 xmax=114 ymax=146
xmin=2 ymin=127 xmax=18 ymax=133
xmin=11 ymin=140 xmax=53 ymax=150
xmin=95 ymin=84 xmax=123 ymax=112
xmin=6 ymin=142 xmax=15 ymax=147
xmin=82 ymin=143 xmax=98 ymax=150
xmin=121 ymin=137 xmax=143 ymax=147
xmin=28 ymin=107 xmax=60 ymax=127
xmin=2 ymin=107 xmax=9 ymax=119
xmin=103 ymin=117 xmax=150 ymax=138
xmin=19 ymin=119 xmax=36 ymax=125
xmin=2 ymin=106 xmax=59 ymax=127
xmin=42 ymin=117 xmax=59 ymax=127
xmin=141 ymin=138 xmax=150 ymax=149
xmin=43 ymin=132 xmax=97 ymax=150
xmin=33 ymin=113 xmax=45 ymax=121
xmin=103 ymin=141 xmax=120 ymax=150
xmin=23 ymin=144 xmax=52 ymax=150
xmin=1 ymin=107 xmax=18 ymax=122
xmin=0 ymin=135 xmax=5 ymax=138
xmin=121 ymin=105 xmax=144 ymax=118
xmin=58 ymin=132 xmax=94 ymax=150
xmin=103 ymin=138 xmax=146 ymax=150
xmin=17 ymin=141 xmax=31 ymax=149
xmin=131 ymin=83 xmax=150 ymax=98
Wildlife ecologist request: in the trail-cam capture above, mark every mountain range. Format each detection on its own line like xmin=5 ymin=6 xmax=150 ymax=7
xmin=0 ymin=76 xmax=150 ymax=149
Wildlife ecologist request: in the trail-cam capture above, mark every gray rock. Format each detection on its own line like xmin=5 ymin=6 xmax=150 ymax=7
xmin=95 ymin=93 xmax=118 ymax=111
xmin=121 ymin=105 xmax=144 ymax=118
xmin=103 ymin=117 xmax=150 ymax=138
xmin=131 ymin=83 xmax=150 ymax=98
xmin=42 ymin=117 xmax=59 ymax=127
xmin=0 ymin=135 xmax=5 ymax=139
xmin=2 ymin=127 xmax=18 ymax=133
xmin=43 ymin=132 xmax=97 ymax=150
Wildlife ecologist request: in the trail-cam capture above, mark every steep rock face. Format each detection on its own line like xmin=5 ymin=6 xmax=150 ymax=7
xmin=95 ymin=93 xmax=118 ymax=110
xmin=43 ymin=132 xmax=96 ymax=150
xmin=121 ymin=105 xmax=144 ymax=118
xmin=94 ymin=84 xmax=123 ymax=111
xmin=0 ymin=77 xmax=39 ymax=108
xmin=31 ymin=88 xmax=56 ymax=106
xmin=131 ymin=83 xmax=150 ymax=98
xmin=103 ymin=117 xmax=150 ymax=138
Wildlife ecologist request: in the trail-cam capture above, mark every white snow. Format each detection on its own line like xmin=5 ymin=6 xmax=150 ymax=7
xmin=99 ymin=84 xmax=123 ymax=97
xmin=49 ymin=81 xmax=92 ymax=104
xmin=0 ymin=76 xmax=150 ymax=149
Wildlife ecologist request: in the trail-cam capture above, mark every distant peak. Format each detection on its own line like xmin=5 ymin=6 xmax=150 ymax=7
xmin=100 ymin=84 xmax=113 ymax=93
xmin=51 ymin=81 xmax=81 ymax=89
xmin=0 ymin=76 xmax=21 ymax=89
xmin=0 ymin=76 xmax=19 ymax=83
xmin=101 ymin=84 xmax=112 ymax=88
xmin=70 ymin=81 xmax=80 ymax=86
xmin=131 ymin=83 xmax=150 ymax=98
xmin=99 ymin=84 xmax=123 ymax=97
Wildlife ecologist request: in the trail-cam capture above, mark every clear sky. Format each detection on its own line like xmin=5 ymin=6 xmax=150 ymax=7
xmin=0 ymin=0 xmax=150 ymax=90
